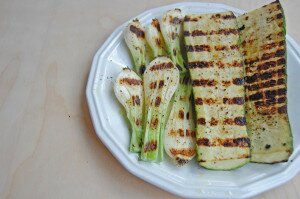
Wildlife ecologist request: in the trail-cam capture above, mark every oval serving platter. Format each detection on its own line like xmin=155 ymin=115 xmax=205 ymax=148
xmin=86 ymin=2 xmax=300 ymax=198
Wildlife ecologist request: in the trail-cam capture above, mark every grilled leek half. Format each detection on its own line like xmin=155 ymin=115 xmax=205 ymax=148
xmin=114 ymin=68 xmax=144 ymax=152
xmin=124 ymin=19 xmax=151 ymax=76
xmin=145 ymin=19 xmax=167 ymax=57
xmin=160 ymin=9 xmax=196 ymax=165
xmin=160 ymin=9 xmax=185 ymax=72
xmin=141 ymin=57 xmax=179 ymax=162
xmin=237 ymin=1 xmax=293 ymax=163
xmin=184 ymin=12 xmax=250 ymax=170
xmin=164 ymin=77 xmax=196 ymax=165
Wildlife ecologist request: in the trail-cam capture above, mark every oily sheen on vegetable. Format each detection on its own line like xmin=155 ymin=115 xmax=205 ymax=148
xmin=237 ymin=1 xmax=293 ymax=163
xmin=184 ymin=11 xmax=250 ymax=170
xmin=114 ymin=68 xmax=144 ymax=153
xmin=141 ymin=57 xmax=180 ymax=162
xmin=114 ymin=0 xmax=293 ymax=169
xmin=159 ymin=9 xmax=196 ymax=165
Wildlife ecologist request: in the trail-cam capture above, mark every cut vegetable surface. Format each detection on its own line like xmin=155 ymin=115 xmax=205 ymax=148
xmin=145 ymin=19 xmax=167 ymax=58
xmin=237 ymin=1 xmax=293 ymax=163
xmin=164 ymin=76 xmax=196 ymax=165
xmin=141 ymin=57 xmax=180 ymax=162
xmin=160 ymin=9 xmax=186 ymax=72
xmin=114 ymin=68 xmax=144 ymax=152
xmin=124 ymin=19 xmax=151 ymax=76
xmin=184 ymin=11 xmax=250 ymax=170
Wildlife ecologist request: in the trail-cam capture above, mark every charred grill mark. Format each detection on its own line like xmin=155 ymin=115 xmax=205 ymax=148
xmin=192 ymin=79 xmax=217 ymax=87
xmin=196 ymin=138 xmax=209 ymax=146
xmin=149 ymin=81 xmax=157 ymax=89
xmin=184 ymin=16 xmax=200 ymax=22
xmin=234 ymin=117 xmax=246 ymax=126
xmin=155 ymin=96 xmax=161 ymax=107
xmin=222 ymin=80 xmax=231 ymax=87
xmin=196 ymin=137 xmax=250 ymax=147
xmin=233 ymin=78 xmax=244 ymax=85
xmin=150 ymin=118 xmax=158 ymax=129
xmin=158 ymin=80 xmax=164 ymax=89
xmin=169 ymin=148 xmax=195 ymax=157
xmin=209 ymin=117 xmax=218 ymax=126
xmin=195 ymin=97 xmax=244 ymax=105
xmin=178 ymin=110 xmax=184 ymax=120
xmin=144 ymin=140 xmax=157 ymax=153
xmin=214 ymin=45 xmax=239 ymax=51
xmin=187 ymin=61 xmax=213 ymax=69
xmin=278 ymin=105 xmax=287 ymax=114
xmin=261 ymin=40 xmax=285 ymax=50
xmin=223 ymin=117 xmax=246 ymax=126
xmin=260 ymin=49 xmax=285 ymax=61
xmin=197 ymin=118 xmax=206 ymax=125
xmin=223 ymin=97 xmax=245 ymax=105
xmin=195 ymin=98 xmax=203 ymax=105
xmin=249 ymin=92 xmax=263 ymax=101
xmin=178 ymin=129 xmax=184 ymax=137
xmin=185 ymin=129 xmax=196 ymax=137
xmin=183 ymin=28 xmax=239 ymax=37
xmin=132 ymin=95 xmax=141 ymax=106
xmin=120 ymin=78 xmax=142 ymax=85
xmin=129 ymin=25 xmax=145 ymax=38
xmin=155 ymin=38 xmax=162 ymax=47
xmin=245 ymin=68 xmax=285 ymax=84
xmin=135 ymin=118 xmax=142 ymax=126
xmin=210 ymin=13 xmax=235 ymax=20
xmin=151 ymin=18 xmax=161 ymax=31
xmin=185 ymin=45 xmax=211 ymax=52
xmin=216 ymin=60 xmax=243 ymax=68
xmin=246 ymin=78 xmax=285 ymax=91
xmin=170 ymin=17 xmax=181 ymax=24
xmin=149 ymin=62 xmax=173 ymax=71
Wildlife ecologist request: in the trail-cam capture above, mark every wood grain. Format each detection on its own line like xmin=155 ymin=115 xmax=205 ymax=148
xmin=0 ymin=0 xmax=299 ymax=198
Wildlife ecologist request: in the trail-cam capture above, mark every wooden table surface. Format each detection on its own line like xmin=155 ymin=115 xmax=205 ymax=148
xmin=1 ymin=0 xmax=299 ymax=198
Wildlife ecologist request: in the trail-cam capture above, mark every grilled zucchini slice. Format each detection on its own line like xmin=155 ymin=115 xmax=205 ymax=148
xmin=184 ymin=11 xmax=250 ymax=170
xmin=114 ymin=68 xmax=144 ymax=152
xmin=237 ymin=1 xmax=293 ymax=163
xmin=141 ymin=57 xmax=179 ymax=162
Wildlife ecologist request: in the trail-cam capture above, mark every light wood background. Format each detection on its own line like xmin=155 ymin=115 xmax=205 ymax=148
xmin=0 ymin=0 xmax=299 ymax=198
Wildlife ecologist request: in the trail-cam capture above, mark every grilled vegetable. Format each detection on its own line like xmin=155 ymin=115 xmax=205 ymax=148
xmin=124 ymin=19 xmax=151 ymax=76
xmin=164 ymin=76 xmax=196 ymax=165
xmin=184 ymin=11 xmax=250 ymax=170
xmin=160 ymin=9 xmax=185 ymax=72
xmin=114 ymin=68 xmax=144 ymax=152
xmin=237 ymin=1 xmax=293 ymax=163
xmin=145 ymin=19 xmax=167 ymax=57
xmin=159 ymin=9 xmax=196 ymax=165
xmin=141 ymin=57 xmax=179 ymax=162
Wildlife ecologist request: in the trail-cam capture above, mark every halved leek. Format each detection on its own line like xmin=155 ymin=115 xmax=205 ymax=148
xmin=114 ymin=68 xmax=144 ymax=152
xmin=141 ymin=57 xmax=179 ymax=162
xmin=124 ymin=19 xmax=151 ymax=76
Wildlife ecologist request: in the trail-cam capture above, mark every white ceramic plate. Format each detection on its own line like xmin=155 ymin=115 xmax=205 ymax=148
xmin=86 ymin=2 xmax=300 ymax=198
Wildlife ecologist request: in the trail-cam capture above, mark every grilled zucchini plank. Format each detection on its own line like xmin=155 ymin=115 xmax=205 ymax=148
xmin=141 ymin=57 xmax=179 ymax=162
xmin=237 ymin=1 xmax=293 ymax=163
xmin=114 ymin=68 xmax=144 ymax=152
xmin=184 ymin=12 xmax=250 ymax=170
